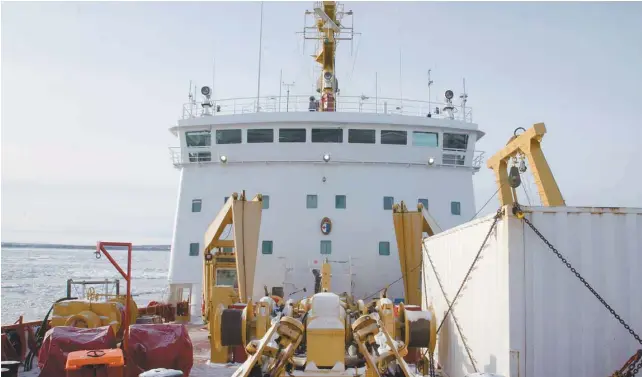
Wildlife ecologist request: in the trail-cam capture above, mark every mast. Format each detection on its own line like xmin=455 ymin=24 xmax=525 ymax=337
xmin=303 ymin=1 xmax=355 ymax=112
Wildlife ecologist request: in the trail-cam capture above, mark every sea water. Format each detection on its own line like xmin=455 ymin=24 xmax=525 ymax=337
xmin=1 ymin=247 xmax=170 ymax=323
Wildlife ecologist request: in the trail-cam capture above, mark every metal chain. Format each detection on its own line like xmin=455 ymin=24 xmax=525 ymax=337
xmin=517 ymin=205 xmax=642 ymax=376
xmin=429 ymin=351 xmax=436 ymax=377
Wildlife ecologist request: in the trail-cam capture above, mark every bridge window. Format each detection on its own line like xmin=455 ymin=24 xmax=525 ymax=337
xmin=222 ymin=247 xmax=234 ymax=253
xmin=189 ymin=243 xmax=199 ymax=256
xmin=248 ymin=129 xmax=274 ymax=143
xmin=224 ymin=196 xmax=229 ymax=203
xmin=185 ymin=131 xmax=211 ymax=147
xmin=192 ymin=199 xmax=202 ymax=212
xmin=412 ymin=131 xmax=438 ymax=147
xmin=348 ymin=129 xmax=375 ymax=144
xmin=443 ymin=133 xmax=469 ymax=150
xmin=381 ymin=130 xmax=407 ymax=145
xmin=383 ymin=196 xmax=394 ymax=210
xmin=443 ymin=154 xmax=465 ymax=166
xmin=312 ymin=128 xmax=343 ymax=143
xmin=262 ymin=195 xmax=270 ymax=209
xmin=307 ymin=195 xmax=318 ymax=209
xmin=279 ymin=128 xmax=306 ymax=143
xmin=335 ymin=195 xmax=346 ymax=209
xmin=216 ymin=129 xmax=242 ymax=144
xmin=262 ymin=240 xmax=273 ymax=255
xmin=320 ymin=240 xmax=332 ymax=255
xmin=451 ymin=201 xmax=461 ymax=215
xmin=188 ymin=152 xmax=211 ymax=162
xmin=418 ymin=198 xmax=429 ymax=210
xmin=379 ymin=241 xmax=390 ymax=256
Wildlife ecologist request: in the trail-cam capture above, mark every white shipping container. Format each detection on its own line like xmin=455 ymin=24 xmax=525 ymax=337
xmin=422 ymin=205 xmax=642 ymax=377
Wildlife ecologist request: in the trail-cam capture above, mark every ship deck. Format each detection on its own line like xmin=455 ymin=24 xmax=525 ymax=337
xmin=188 ymin=324 xmax=238 ymax=377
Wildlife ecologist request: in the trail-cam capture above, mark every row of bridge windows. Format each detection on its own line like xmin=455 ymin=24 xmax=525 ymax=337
xmin=191 ymin=196 xmax=461 ymax=214
xmin=185 ymin=129 xmax=469 ymax=149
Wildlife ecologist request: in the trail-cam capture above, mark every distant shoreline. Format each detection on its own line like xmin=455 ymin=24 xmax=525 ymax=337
xmin=1 ymin=242 xmax=170 ymax=251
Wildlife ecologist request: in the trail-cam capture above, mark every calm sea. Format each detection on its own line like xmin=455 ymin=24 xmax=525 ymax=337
xmin=1 ymin=247 xmax=170 ymax=323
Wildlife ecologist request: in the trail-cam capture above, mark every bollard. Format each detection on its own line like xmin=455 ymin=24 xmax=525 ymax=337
xmin=139 ymin=368 xmax=184 ymax=377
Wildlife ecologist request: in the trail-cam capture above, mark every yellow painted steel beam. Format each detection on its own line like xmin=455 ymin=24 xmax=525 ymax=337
xmin=392 ymin=202 xmax=443 ymax=306
xmin=487 ymin=123 xmax=565 ymax=207
xmin=204 ymin=193 xmax=237 ymax=254
xmin=203 ymin=192 xmax=263 ymax=303
xmin=231 ymin=194 xmax=263 ymax=303
xmin=321 ymin=259 xmax=331 ymax=292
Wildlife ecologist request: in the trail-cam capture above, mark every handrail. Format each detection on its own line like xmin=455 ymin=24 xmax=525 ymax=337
xmin=181 ymin=95 xmax=474 ymax=123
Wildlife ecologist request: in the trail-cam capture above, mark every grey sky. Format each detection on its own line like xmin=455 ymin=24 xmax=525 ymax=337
xmin=2 ymin=1 xmax=641 ymax=244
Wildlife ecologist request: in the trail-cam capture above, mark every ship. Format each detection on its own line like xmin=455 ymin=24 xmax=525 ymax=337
xmin=2 ymin=2 xmax=640 ymax=377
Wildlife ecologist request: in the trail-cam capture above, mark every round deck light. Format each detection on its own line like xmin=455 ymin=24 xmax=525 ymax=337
xmin=220 ymin=155 xmax=228 ymax=163
xmin=323 ymin=154 xmax=331 ymax=162
xmin=428 ymin=157 xmax=435 ymax=166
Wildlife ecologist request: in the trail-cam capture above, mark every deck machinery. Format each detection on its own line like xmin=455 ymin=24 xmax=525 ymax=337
xmin=200 ymin=123 xmax=579 ymax=377
xmin=202 ymin=190 xmax=440 ymax=377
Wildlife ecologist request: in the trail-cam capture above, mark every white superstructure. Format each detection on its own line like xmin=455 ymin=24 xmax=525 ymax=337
xmin=166 ymin=94 xmax=485 ymax=321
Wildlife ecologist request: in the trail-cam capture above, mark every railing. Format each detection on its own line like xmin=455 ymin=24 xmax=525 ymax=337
xmin=181 ymin=95 xmax=474 ymax=123
xmin=472 ymin=150 xmax=485 ymax=169
xmin=169 ymin=147 xmax=485 ymax=171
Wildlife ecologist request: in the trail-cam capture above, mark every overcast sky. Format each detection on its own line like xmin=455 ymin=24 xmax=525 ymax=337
xmin=2 ymin=1 xmax=641 ymax=245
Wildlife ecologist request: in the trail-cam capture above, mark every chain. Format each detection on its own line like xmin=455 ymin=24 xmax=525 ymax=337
xmin=429 ymin=351 xmax=436 ymax=377
xmin=516 ymin=204 xmax=642 ymax=376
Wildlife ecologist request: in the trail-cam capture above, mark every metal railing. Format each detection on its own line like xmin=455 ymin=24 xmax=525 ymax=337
xmin=181 ymin=95 xmax=474 ymax=123
xmin=169 ymin=147 xmax=485 ymax=170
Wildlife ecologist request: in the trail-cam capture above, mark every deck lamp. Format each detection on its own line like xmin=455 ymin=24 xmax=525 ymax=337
xmin=323 ymin=154 xmax=331 ymax=162
xmin=220 ymin=155 xmax=228 ymax=163
xmin=428 ymin=157 xmax=435 ymax=166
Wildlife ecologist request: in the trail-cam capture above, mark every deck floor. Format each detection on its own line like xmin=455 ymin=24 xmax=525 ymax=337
xmin=188 ymin=324 xmax=239 ymax=377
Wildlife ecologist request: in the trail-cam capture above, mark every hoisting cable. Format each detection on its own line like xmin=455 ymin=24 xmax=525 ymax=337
xmin=513 ymin=203 xmax=642 ymax=376
xmin=24 ymin=296 xmax=79 ymax=371
xmin=420 ymin=208 xmax=504 ymax=371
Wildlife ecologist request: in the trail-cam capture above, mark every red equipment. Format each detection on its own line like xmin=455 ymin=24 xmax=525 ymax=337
xmin=38 ymin=326 xmax=117 ymax=377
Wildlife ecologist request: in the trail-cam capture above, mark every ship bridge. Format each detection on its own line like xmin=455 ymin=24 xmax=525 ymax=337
xmin=169 ymin=94 xmax=485 ymax=172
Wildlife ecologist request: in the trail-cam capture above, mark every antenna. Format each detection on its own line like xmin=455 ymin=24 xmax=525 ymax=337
xmin=375 ymin=72 xmax=378 ymax=114
xmin=278 ymin=69 xmax=283 ymax=112
xmin=188 ymin=80 xmax=193 ymax=103
xmin=282 ymin=81 xmax=295 ymax=112
xmin=212 ymin=57 xmax=216 ymax=102
xmin=399 ymin=49 xmax=403 ymax=112
xmin=460 ymin=78 xmax=468 ymax=122
xmin=256 ymin=1 xmax=264 ymax=112
xmin=427 ymin=69 xmax=433 ymax=117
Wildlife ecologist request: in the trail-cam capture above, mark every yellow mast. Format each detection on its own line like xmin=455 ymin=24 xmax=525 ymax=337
xmin=303 ymin=1 xmax=355 ymax=111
